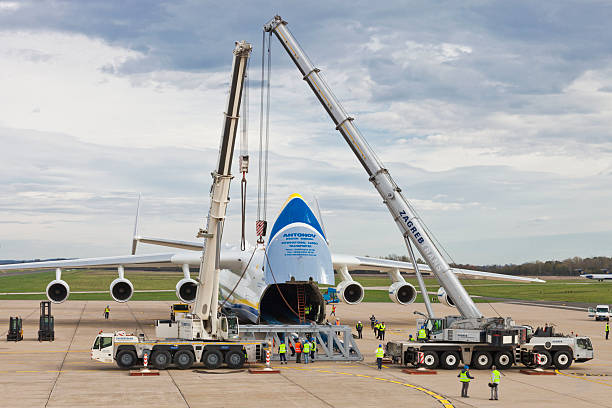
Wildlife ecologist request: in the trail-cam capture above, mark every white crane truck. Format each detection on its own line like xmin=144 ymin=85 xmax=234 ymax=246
xmin=263 ymin=15 xmax=594 ymax=370
xmin=91 ymin=41 xmax=266 ymax=370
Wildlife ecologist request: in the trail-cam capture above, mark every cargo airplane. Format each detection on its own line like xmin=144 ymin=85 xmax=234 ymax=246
xmin=0 ymin=194 xmax=544 ymax=324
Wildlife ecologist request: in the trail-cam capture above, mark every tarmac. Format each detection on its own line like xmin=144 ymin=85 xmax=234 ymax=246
xmin=0 ymin=300 xmax=610 ymax=408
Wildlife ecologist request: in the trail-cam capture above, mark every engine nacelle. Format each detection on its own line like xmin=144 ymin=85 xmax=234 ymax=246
xmin=175 ymin=278 xmax=198 ymax=303
xmin=336 ymin=280 xmax=364 ymax=305
xmin=46 ymin=280 xmax=70 ymax=303
xmin=437 ymin=287 xmax=456 ymax=308
xmin=388 ymin=282 xmax=417 ymax=305
xmin=110 ymin=278 xmax=134 ymax=302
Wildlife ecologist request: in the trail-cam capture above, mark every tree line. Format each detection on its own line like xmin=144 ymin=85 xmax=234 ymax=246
xmin=383 ymin=254 xmax=612 ymax=277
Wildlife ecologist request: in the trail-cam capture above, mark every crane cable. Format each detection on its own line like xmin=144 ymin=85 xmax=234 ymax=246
xmin=239 ymin=54 xmax=250 ymax=251
xmin=256 ymin=31 xmax=272 ymax=244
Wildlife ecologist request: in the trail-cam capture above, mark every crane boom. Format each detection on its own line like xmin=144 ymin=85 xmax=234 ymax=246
xmin=264 ymin=16 xmax=482 ymax=319
xmin=194 ymin=41 xmax=252 ymax=338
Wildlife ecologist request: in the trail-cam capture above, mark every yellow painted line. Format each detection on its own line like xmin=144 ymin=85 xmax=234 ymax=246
xmin=46 ymin=370 xmax=64 ymax=373
xmin=282 ymin=366 xmax=454 ymax=407
xmin=16 ymin=370 xmax=39 ymax=373
xmin=555 ymin=370 xmax=612 ymax=387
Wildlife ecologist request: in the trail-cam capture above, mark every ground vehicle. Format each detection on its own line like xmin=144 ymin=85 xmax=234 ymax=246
xmin=90 ymin=41 xmax=266 ymax=370
xmin=170 ymin=303 xmax=190 ymax=321
xmin=6 ymin=317 xmax=23 ymax=341
xmin=588 ymin=305 xmax=611 ymax=321
xmin=323 ymin=288 xmax=339 ymax=304
xmin=38 ymin=301 xmax=54 ymax=341
xmin=263 ymin=15 xmax=594 ymax=369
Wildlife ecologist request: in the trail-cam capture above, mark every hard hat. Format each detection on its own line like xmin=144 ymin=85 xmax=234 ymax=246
xmin=464 ymin=365 xmax=469 ymax=369
xmin=358 ymin=321 xmax=361 ymax=323
xmin=379 ymin=344 xmax=382 ymax=347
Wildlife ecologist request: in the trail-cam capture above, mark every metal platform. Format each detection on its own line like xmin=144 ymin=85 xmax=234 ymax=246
xmin=239 ymin=324 xmax=362 ymax=361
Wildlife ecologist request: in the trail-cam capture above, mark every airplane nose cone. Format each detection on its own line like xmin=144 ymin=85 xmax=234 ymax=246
xmin=265 ymin=194 xmax=334 ymax=285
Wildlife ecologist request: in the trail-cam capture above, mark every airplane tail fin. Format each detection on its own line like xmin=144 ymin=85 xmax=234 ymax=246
xmin=313 ymin=195 xmax=328 ymax=244
xmin=131 ymin=194 xmax=141 ymax=255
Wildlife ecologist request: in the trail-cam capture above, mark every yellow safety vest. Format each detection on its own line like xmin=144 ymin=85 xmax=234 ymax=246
xmin=311 ymin=341 xmax=316 ymax=351
xmin=606 ymin=323 xmax=610 ymax=332
xmin=105 ymin=308 xmax=109 ymax=313
xmin=491 ymin=370 xmax=500 ymax=384
xmin=379 ymin=324 xmax=385 ymax=331
xmin=375 ymin=347 xmax=384 ymax=358
xmin=418 ymin=329 xmax=427 ymax=339
xmin=409 ymin=337 xmax=416 ymax=342
xmin=303 ymin=343 xmax=311 ymax=353
xmin=460 ymin=370 xmax=471 ymax=382
xmin=279 ymin=344 xmax=286 ymax=354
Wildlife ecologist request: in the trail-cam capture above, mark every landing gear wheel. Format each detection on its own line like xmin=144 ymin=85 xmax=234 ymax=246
xmin=553 ymin=351 xmax=572 ymax=370
xmin=202 ymin=350 xmax=223 ymax=369
xmin=440 ymin=351 xmax=460 ymax=369
xmin=225 ymin=350 xmax=245 ymax=369
xmin=472 ymin=351 xmax=493 ymax=370
xmin=173 ymin=350 xmax=195 ymax=369
xmin=422 ymin=351 xmax=439 ymax=369
xmin=536 ymin=350 xmax=552 ymax=369
xmin=116 ymin=350 xmax=137 ymax=369
xmin=151 ymin=350 xmax=171 ymax=369
xmin=494 ymin=351 xmax=513 ymax=370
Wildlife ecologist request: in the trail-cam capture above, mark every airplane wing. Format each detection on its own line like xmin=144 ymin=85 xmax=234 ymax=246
xmin=135 ymin=236 xmax=203 ymax=251
xmin=0 ymin=253 xmax=198 ymax=271
xmin=331 ymin=254 xmax=545 ymax=283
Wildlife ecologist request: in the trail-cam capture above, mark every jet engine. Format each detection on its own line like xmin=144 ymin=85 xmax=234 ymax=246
xmin=336 ymin=280 xmax=364 ymax=305
xmin=46 ymin=280 xmax=70 ymax=303
xmin=175 ymin=278 xmax=198 ymax=303
xmin=388 ymin=282 xmax=417 ymax=305
xmin=110 ymin=278 xmax=134 ymax=302
xmin=437 ymin=287 xmax=456 ymax=308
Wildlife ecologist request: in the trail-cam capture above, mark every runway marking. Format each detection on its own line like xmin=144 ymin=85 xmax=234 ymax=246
xmin=283 ymin=366 xmax=454 ymax=408
xmin=555 ymin=370 xmax=612 ymax=387
xmin=0 ymin=350 xmax=89 ymax=354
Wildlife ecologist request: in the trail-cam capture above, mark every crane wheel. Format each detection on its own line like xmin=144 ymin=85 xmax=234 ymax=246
xmin=494 ymin=351 xmax=513 ymax=370
xmin=553 ymin=351 xmax=572 ymax=370
xmin=536 ymin=350 xmax=552 ymax=369
xmin=116 ymin=350 xmax=137 ymax=369
xmin=202 ymin=350 xmax=223 ymax=369
xmin=173 ymin=350 xmax=195 ymax=370
xmin=472 ymin=351 xmax=493 ymax=370
xmin=440 ymin=351 xmax=460 ymax=369
xmin=152 ymin=350 xmax=171 ymax=369
xmin=225 ymin=350 xmax=245 ymax=369
xmin=422 ymin=351 xmax=439 ymax=369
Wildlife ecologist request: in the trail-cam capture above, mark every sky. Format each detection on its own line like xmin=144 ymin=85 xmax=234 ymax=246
xmin=1 ymin=0 xmax=611 ymax=265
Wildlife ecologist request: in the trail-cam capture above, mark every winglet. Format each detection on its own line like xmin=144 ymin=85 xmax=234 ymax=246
xmin=131 ymin=194 xmax=141 ymax=255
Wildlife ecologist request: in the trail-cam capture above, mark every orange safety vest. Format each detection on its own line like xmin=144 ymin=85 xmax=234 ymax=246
xmin=294 ymin=342 xmax=302 ymax=353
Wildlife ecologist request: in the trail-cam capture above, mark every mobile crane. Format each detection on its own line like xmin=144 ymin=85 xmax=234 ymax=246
xmin=263 ymin=15 xmax=593 ymax=370
xmin=91 ymin=41 xmax=266 ymax=370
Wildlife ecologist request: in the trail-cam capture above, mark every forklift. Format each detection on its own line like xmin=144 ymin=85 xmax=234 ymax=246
xmin=38 ymin=300 xmax=54 ymax=341
xmin=6 ymin=317 xmax=23 ymax=341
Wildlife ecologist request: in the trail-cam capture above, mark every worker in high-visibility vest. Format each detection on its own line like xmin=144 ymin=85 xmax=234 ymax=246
xmin=408 ymin=334 xmax=416 ymax=342
xmin=104 ymin=305 xmax=110 ymax=320
xmin=294 ymin=340 xmax=302 ymax=363
xmin=302 ymin=340 xmax=311 ymax=364
xmin=606 ymin=322 xmax=609 ymax=340
xmin=374 ymin=321 xmax=380 ymax=337
xmin=417 ymin=326 xmax=428 ymax=341
xmin=278 ymin=341 xmax=288 ymax=365
xmin=458 ymin=365 xmax=474 ymax=398
xmin=378 ymin=322 xmax=386 ymax=341
xmin=375 ymin=344 xmax=384 ymax=370
xmin=310 ymin=338 xmax=316 ymax=362
xmin=356 ymin=321 xmax=363 ymax=339
xmin=489 ymin=365 xmax=501 ymax=400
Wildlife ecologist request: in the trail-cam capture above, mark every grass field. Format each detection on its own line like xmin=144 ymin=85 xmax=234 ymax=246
xmin=1 ymin=270 xmax=611 ymax=304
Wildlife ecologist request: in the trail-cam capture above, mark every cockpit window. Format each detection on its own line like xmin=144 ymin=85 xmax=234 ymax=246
xmin=577 ymin=338 xmax=593 ymax=350
xmin=93 ymin=337 xmax=100 ymax=349
xmin=100 ymin=337 xmax=113 ymax=349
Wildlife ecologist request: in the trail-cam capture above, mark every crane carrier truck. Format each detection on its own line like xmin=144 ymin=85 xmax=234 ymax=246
xmin=91 ymin=41 xmax=266 ymax=370
xmin=263 ymin=15 xmax=594 ymax=370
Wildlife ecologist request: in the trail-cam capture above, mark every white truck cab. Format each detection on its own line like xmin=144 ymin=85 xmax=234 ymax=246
xmin=588 ymin=305 xmax=611 ymax=321
xmin=91 ymin=331 xmax=139 ymax=363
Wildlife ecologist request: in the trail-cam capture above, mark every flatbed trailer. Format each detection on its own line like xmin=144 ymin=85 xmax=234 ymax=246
xmin=91 ymin=331 xmax=266 ymax=370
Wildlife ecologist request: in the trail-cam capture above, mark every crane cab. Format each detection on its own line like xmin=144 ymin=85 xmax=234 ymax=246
xmin=91 ymin=332 xmax=114 ymax=363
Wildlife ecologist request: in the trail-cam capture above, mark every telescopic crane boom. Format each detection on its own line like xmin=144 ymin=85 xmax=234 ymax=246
xmin=193 ymin=40 xmax=252 ymax=338
xmin=264 ymin=15 xmax=482 ymax=320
